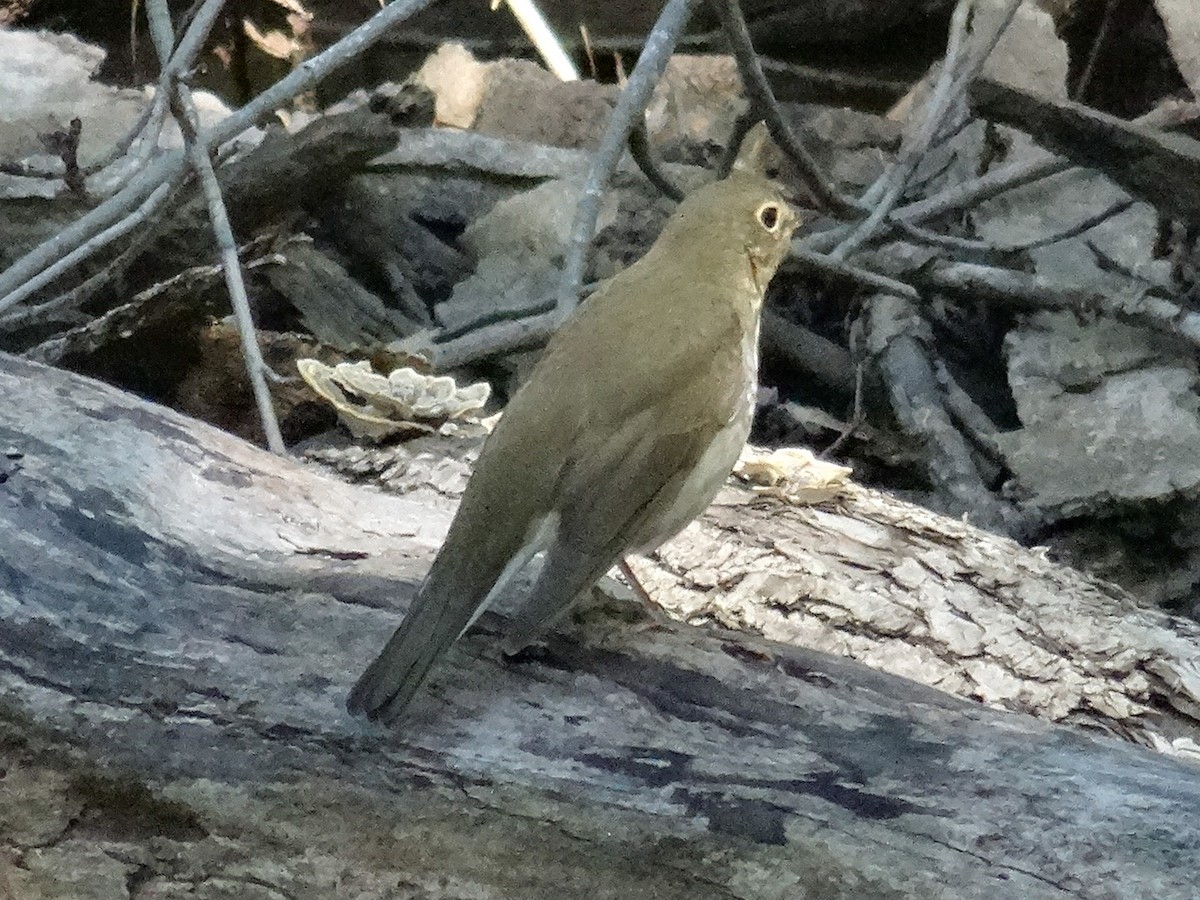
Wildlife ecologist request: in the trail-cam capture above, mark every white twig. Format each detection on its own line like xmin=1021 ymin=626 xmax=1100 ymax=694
xmin=493 ymin=0 xmax=578 ymax=81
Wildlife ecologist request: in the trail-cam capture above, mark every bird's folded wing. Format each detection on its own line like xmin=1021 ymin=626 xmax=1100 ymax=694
xmin=555 ymin=404 xmax=722 ymax=550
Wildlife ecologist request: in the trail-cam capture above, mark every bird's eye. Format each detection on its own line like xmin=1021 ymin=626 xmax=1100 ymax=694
xmin=757 ymin=203 xmax=781 ymax=231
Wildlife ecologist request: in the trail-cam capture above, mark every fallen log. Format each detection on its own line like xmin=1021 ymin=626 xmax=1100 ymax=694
xmin=1 ymin=351 xmax=1199 ymax=898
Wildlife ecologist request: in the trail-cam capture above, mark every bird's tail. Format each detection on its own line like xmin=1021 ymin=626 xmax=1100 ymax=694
xmin=346 ymin=589 xmax=459 ymax=723
xmin=347 ymin=510 xmax=557 ymax=723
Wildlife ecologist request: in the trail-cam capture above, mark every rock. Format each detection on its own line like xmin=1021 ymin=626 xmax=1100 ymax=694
xmin=646 ymin=54 xmax=746 ymax=163
xmin=794 ymin=106 xmax=901 ymax=191
xmin=980 ymin=0 xmax=1069 ymax=99
xmin=433 ymin=254 xmax=560 ymax=332
xmin=414 ymin=42 xmax=616 ymax=149
xmin=474 ymin=58 xmax=616 ymax=149
xmin=462 ymin=177 xmax=617 ymax=262
xmin=1155 ymin=0 xmax=1200 ymax=100
xmin=0 ymin=30 xmax=144 ymax=164
xmin=0 ymin=29 xmax=145 ymax=197
xmin=436 ymin=178 xmax=620 ymax=333
xmin=999 ymin=312 xmax=1200 ymax=514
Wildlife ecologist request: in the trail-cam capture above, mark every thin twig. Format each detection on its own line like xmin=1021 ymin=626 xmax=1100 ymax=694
xmin=179 ymin=101 xmax=286 ymax=453
xmin=557 ymin=0 xmax=700 ymax=314
xmin=87 ymin=97 xmax=163 ymax=178
xmin=835 ymin=0 xmax=1029 ymax=261
xmin=894 ymin=199 xmax=1136 ymax=254
xmin=820 ymin=362 xmax=864 ymax=458
xmin=871 ymin=16 xmax=1197 ymax=240
xmin=920 ymin=260 xmax=1200 ymax=348
xmin=0 ymin=0 xmax=440 ymax=308
xmin=21 ymin=239 xmax=278 ymax=365
xmin=628 ymin=118 xmax=684 ymax=201
xmin=0 ymin=0 xmax=223 ymax=313
xmin=117 ymin=0 xmax=227 ymax=177
xmin=0 ymin=181 xmax=177 ymax=316
xmin=894 ymin=155 xmax=1069 ymax=228
xmin=784 ymin=245 xmax=922 ymax=301
xmin=0 ymin=186 xmax=187 ymax=334
xmin=709 ymin=0 xmax=852 ymax=213
xmin=147 ymin=0 xmax=285 ymax=453
xmin=803 ymin=154 xmax=1072 ymax=255
xmin=0 ymin=11 xmax=194 ymax=190
xmin=947 ymin=0 xmax=1023 ymax=98
xmin=1071 ymin=0 xmax=1119 ymax=103
xmin=871 ymin=99 xmax=1199 ymax=240
xmin=832 ymin=0 xmax=975 ymax=259
xmin=0 ymin=0 xmax=226 ymax=305
xmin=579 ymin=23 xmax=598 ymax=79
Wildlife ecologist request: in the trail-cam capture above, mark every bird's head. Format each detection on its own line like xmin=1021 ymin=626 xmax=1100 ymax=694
xmin=657 ymin=173 xmax=802 ymax=298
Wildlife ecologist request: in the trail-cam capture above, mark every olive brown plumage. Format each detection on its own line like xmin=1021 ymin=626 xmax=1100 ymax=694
xmin=348 ymin=129 xmax=801 ymax=723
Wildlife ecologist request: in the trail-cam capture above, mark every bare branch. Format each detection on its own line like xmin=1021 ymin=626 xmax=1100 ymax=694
xmin=557 ymin=0 xmax=701 ymax=314
xmin=865 ymin=292 xmax=1026 ymax=537
xmin=709 ymin=0 xmax=852 ymax=213
xmin=970 ymin=78 xmax=1200 ymax=222
xmin=832 ymin=0 xmax=993 ymax=260
xmin=894 ymin=198 xmax=1136 ymax=255
xmin=369 ymin=127 xmax=590 ymax=180
xmin=433 ymin=304 xmax=560 ymax=369
xmin=147 ymin=0 xmax=284 ymax=452
xmin=919 ymin=260 xmax=1200 ymax=349
xmin=0 ymin=180 xmax=177 ymax=317
xmin=0 ymin=0 xmax=441 ymax=308
xmin=627 ymin=118 xmax=684 ymax=201
xmin=785 ymin=245 xmax=922 ymax=301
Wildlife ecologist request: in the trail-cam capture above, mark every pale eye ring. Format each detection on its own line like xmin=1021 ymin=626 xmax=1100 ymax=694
xmin=757 ymin=202 xmax=782 ymax=232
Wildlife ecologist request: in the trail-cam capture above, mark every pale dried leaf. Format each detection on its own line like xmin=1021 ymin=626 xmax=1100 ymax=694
xmin=415 ymin=42 xmax=489 ymax=128
xmin=242 ymin=19 xmax=303 ymax=61
xmin=733 ymin=446 xmax=853 ymax=504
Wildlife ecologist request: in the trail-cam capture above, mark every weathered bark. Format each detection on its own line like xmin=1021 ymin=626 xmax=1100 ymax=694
xmin=2 ymin=351 xmax=1200 ymax=899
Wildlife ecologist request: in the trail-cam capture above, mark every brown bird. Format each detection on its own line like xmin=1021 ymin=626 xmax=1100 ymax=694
xmin=348 ymin=138 xmax=801 ymax=723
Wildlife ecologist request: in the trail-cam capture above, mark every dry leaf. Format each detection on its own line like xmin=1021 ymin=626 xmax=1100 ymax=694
xmin=733 ymin=446 xmax=854 ymax=505
xmin=243 ymin=19 xmax=303 ymax=61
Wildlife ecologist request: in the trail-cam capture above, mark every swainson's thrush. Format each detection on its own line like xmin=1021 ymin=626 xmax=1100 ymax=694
xmin=349 ymin=131 xmax=801 ymax=722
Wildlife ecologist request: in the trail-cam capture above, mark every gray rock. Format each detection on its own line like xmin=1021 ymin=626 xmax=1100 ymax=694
xmin=999 ymin=312 xmax=1200 ymax=514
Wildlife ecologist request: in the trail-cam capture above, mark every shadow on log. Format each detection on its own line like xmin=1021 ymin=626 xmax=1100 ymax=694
xmin=1 ymin=352 xmax=1199 ymax=898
